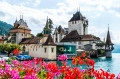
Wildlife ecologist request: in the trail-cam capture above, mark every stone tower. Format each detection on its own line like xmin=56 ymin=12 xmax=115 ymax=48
xmin=10 ymin=15 xmax=31 ymax=44
xmin=68 ymin=11 xmax=88 ymax=35
xmin=105 ymin=27 xmax=114 ymax=58
xmin=43 ymin=17 xmax=51 ymax=35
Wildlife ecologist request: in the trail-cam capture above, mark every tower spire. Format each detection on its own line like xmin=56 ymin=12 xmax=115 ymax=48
xmin=22 ymin=14 xmax=23 ymax=19
xmin=79 ymin=6 xmax=80 ymax=12
xmin=20 ymin=14 xmax=21 ymax=19
xmin=106 ymin=24 xmax=113 ymax=45
xmin=15 ymin=17 xmax=17 ymax=22
xmin=45 ymin=16 xmax=49 ymax=29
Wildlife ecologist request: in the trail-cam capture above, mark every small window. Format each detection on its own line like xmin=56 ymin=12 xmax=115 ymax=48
xmin=44 ymin=48 xmax=47 ymax=53
xmin=51 ymin=48 xmax=54 ymax=53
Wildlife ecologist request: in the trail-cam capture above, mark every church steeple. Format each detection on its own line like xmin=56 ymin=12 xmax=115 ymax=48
xmin=45 ymin=16 xmax=49 ymax=29
xmin=43 ymin=16 xmax=51 ymax=35
xmin=106 ymin=25 xmax=113 ymax=45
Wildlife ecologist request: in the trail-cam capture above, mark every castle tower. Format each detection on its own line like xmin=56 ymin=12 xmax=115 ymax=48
xmin=68 ymin=11 xmax=88 ymax=35
xmin=105 ymin=26 xmax=114 ymax=58
xmin=43 ymin=17 xmax=51 ymax=35
xmin=10 ymin=15 xmax=31 ymax=44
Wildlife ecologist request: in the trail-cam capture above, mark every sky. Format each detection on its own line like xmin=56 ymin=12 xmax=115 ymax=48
xmin=0 ymin=0 xmax=120 ymax=44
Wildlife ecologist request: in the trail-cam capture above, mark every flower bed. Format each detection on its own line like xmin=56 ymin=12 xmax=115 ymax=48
xmin=0 ymin=53 xmax=120 ymax=79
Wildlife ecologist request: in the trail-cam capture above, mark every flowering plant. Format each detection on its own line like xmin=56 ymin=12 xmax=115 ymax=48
xmin=0 ymin=53 xmax=119 ymax=79
xmin=58 ymin=54 xmax=67 ymax=65
xmin=13 ymin=49 xmax=19 ymax=55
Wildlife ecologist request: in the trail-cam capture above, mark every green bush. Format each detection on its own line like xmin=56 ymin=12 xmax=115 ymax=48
xmin=0 ymin=43 xmax=22 ymax=56
xmin=100 ymin=50 xmax=103 ymax=55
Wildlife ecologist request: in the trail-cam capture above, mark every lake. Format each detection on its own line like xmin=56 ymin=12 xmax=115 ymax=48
xmin=47 ymin=53 xmax=120 ymax=76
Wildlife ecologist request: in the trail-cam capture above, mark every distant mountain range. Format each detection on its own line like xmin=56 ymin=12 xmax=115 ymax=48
xmin=0 ymin=20 xmax=13 ymax=36
xmin=112 ymin=44 xmax=120 ymax=53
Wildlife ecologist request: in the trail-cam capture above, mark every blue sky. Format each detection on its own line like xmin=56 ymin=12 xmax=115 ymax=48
xmin=0 ymin=0 xmax=120 ymax=44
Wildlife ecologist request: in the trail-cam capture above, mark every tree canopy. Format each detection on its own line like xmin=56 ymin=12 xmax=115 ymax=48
xmin=48 ymin=18 xmax=53 ymax=29
xmin=36 ymin=33 xmax=43 ymax=37
xmin=0 ymin=43 xmax=22 ymax=56
xmin=0 ymin=20 xmax=13 ymax=36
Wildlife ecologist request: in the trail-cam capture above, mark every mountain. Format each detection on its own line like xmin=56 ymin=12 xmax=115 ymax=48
xmin=112 ymin=44 xmax=120 ymax=53
xmin=0 ymin=20 xmax=13 ymax=36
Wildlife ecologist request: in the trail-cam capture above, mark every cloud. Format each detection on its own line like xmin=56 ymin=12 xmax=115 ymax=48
xmin=34 ymin=0 xmax=41 ymax=7
xmin=0 ymin=11 xmax=5 ymax=16
xmin=0 ymin=0 xmax=120 ymax=44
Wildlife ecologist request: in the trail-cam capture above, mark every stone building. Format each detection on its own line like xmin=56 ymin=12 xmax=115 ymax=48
xmin=61 ymin=30 xmax=100 ymax=50
xmin=68 ymin=11 xmax=88 ymax=35
xmin=20 ymin=34 xmax=56 ymax=59
xmin=8 ymin=16 xmax=31 ymax=44
xmin=61 ymin=11 xmax=101 ymax=50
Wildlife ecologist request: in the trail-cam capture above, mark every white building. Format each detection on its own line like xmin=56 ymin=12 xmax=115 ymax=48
xmin=8 ymin=16 xmax=31 ymax=44
xmin=20 ymin=34 xmax=56 ymax=59
xmin=61 ymin=11 xmax=101 ymax=50
xmin=68 ymin=11 xmax=88 ymax=35
xmin=53 ymin=25 xmax=66 ymax=43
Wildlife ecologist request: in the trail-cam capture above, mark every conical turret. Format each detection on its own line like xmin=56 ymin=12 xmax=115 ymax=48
xmin=106 ymin=27 xmax=113 ymax=45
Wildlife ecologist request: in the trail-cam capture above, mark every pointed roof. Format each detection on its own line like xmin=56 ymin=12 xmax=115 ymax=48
xmin=54 ymin=27 xmax=58 ymax=34
xmin=45 ymin=17 xmax=50 ymax=29
xmin=12 ymin=16 xmax=31 ymax=30
xmin=61 ymin=30 xmax=82 ymax=42
xmin=106 ymin=27 xmax=113 ymax=45
xmin=58 ymin=25 xmax=65 ymax=34
xmin=69 ymin=11 xmax=83 ymax=22
xmin=43 ymin=34 xmax=56 ymax=45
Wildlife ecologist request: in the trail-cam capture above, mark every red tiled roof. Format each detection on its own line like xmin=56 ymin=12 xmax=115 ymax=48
xmin=20 ymin=37 xmax=42 ymax=44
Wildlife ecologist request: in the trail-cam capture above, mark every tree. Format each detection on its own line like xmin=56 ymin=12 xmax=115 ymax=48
xmin=48 ymin=18 xmax=53 ymax=29
xmin=0 ymin=43 xmax=22 ymax=56
xmin=36 ymin=33 xmax=43 ymax=37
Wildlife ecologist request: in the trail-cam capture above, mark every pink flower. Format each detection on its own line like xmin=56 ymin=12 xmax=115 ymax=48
xmin=57 ymin=55 xmax=67 ymax=61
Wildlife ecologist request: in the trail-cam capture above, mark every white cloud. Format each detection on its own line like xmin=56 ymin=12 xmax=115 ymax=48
xmin=34 ymin=0 xmax=41 ymax=7
xmin=0 ymin=0 xmax=120 ymax=44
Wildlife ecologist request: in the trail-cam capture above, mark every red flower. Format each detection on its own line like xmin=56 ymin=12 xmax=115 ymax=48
xmin=13 ymin=49 xmax=19 ymax=55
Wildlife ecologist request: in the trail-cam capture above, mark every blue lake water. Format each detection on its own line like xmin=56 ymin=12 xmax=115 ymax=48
xmin=47 ymin=53 xmax=120 ymax=76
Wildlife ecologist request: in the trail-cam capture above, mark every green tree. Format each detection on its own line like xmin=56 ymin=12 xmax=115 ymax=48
xmin=0 ymin=20 xmax=13 ymax=36
xmin=36 ymin=33 xmax=43 ymax=37
xmin=48 ymin=18 xmax=53 ymax=29
xmin=0 ymin=43 xmax=22 ymax=56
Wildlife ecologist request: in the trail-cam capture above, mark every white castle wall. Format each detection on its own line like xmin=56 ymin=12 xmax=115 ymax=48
xmin=21 ymin=44 xmax=56 ymax=59
xmin=68 ymin=20 xmax=83 ymax=35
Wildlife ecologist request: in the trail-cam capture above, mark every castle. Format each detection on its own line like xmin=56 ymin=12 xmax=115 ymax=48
xmin=3 ymin=10 xmax=114 ymax=59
